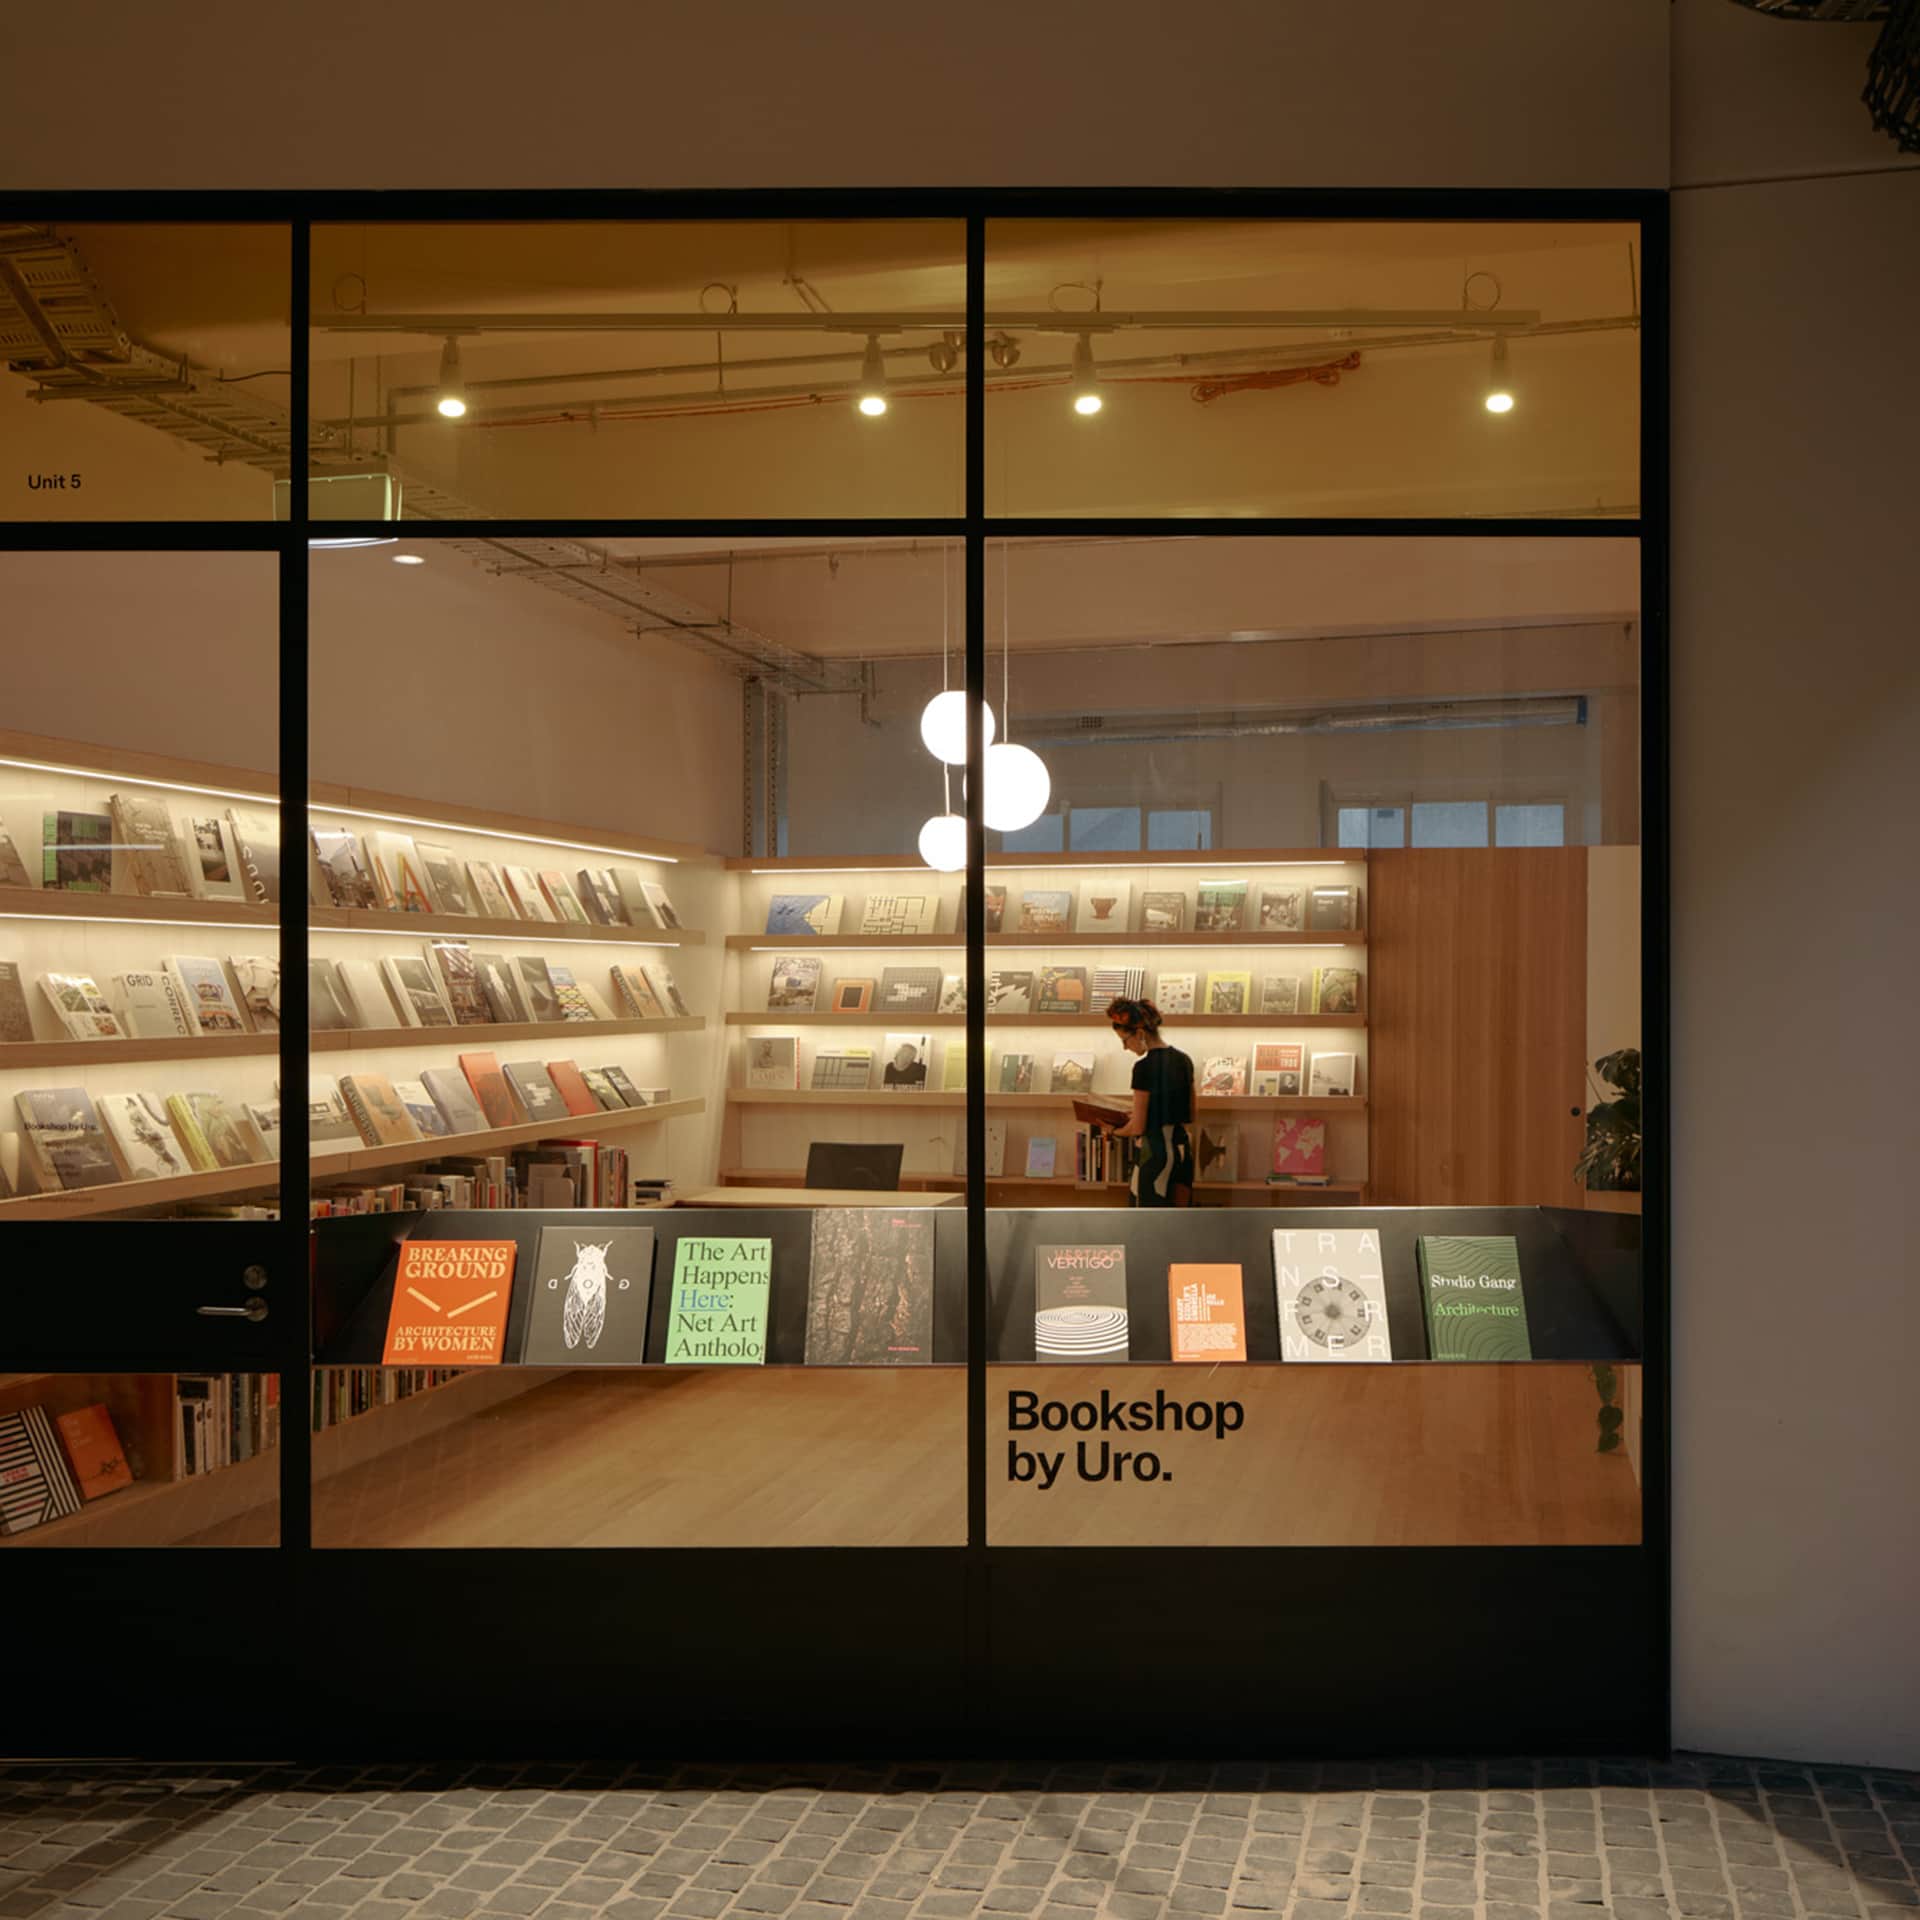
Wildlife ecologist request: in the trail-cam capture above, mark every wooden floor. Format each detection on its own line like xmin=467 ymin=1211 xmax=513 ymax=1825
xmin=184 ymin=1360 xmax=1639 ymax=1549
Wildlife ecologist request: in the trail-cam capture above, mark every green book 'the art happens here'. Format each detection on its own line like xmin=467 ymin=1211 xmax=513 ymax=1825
xmin=663 ymin=1236 xmax=772 ymax=1365
xmin=1415 ymin=1234 xmax=1533 ymax=1361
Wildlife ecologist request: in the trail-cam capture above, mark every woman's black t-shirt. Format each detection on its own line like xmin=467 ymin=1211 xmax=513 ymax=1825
xmin=1131 ymin=1045 xmax=1194 ymax=1131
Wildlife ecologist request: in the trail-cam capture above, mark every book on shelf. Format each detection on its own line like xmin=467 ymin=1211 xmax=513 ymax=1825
xmin=243 ymin=1100 xmax=282 ymax=1159
xmin=383 ymin=955 xmax=455 ymax=1028
xmin=311 ymin=1366 xmax=462 ymax=1431
xmin=1034 ymin=965 xmax=1088 ymax=1015
xmin=382 ymin=1239 xmax=518 ymax=1365
xmin=305 ymin=958 xmax=357 ymax=1034
xmin=858 ymin=892 xmax=940 ymax=936
xmin=367 ymin=832 xmax=430 ymax=911
xmin=180 ymin=811 xmax=246 ymax=902
xmin=637 ymin=960 xmax=690 ymax=1018
xmin=1252 ymin=1041 xmax=1305 ymax=1097
xmin=745 ymin=1034 xmax=799 ymax=1090
xmin=1269 ymin=1115 xmax=1328 ymax=1177
xmin=1273 ymin=1227 xmax=1392 ymax=1362
xmin=957 ymin=884 xmax=1007 ymax=934
xmin=1199 ymin=1053 xmax=1245 ymax=1097
xmin=308 ymin=1073 xmax=364 ymax=1148
xmin=98 ymin=1091 xmax=191 ymax=1180
xmin=1089 ymin=965 xmax=1145 ymax=1016
xmin=1417 ymin=1235 xmax=1532 ymax=1361
xmin=0 ymin=1406 xmax=84 ymax=1535
xmin=1072 ymin=1122 xmax=1128 ymax=1187
xmin=334 ymin=957 xmax=397 ymax=1029
xmin=876 ymin=964 xmax=943 ymax=1014
xmin=1195 ymin=1118 xmax=1239 ymax=1183
xmin=1035 ymin=1243 xmax=1129 ymax=1358
xmin=474 ymin=952 xmax=532 ymax=1025
xmin=1308 ymin=884 xmax=1359 ymax=932
xmin=811 ymin=1046 xmax=874 ymax=1091
xmin=1308 ymin=1051 xmax=1357 ymax=1098
xmin=573 ymin=868 xmax=622 ymax=926
xmin=611 ymin=869 xmax=658 ymax=927
xmin=601 ymin=1065 xmax=650 ymax=1108
xmin=466 ymin=860 xmax=516 ymax=920
xmin=1169 ymin=1264 xmax=1248 ymax=1363
xmin=457 ymin=1051 xmax=520 ymax=1129
xmin=227 ymin=955 xmax=281 ymax=1031
xmin=16 ymin=1087 xmax=119 ymax=1190
xmin=953 ymin=1114 xmax=1008 ymax=1177
xmin=1025 ymin=1136 xmax=1058 ymax=1180
xmin=55 ymin=1404 xmax=134 ymax=1502
xmin=609 ymin=961 xmax=663 ymax=1019
xmin=1075 ymin=882 xmax=1131 ymax=934
xmin=663 ymin=1235 xmax=771 ymax=1364
xmin=1256 ymin=882 xmax=1306 ymax=932
xmin=640 ymin=881 xmax=680 ymax=930
xmin=0 ymin=961 xmax=33 ymax=1041
xmin=44 ymin=808 xmax=113 ymax=892
xmin=503 ymin=866 xmax=555 ymax=921
xmin=937 ymin=972 xmax=966 ymax=1015
xmin=185 ymin=1090 xmax=269 ymax=1169
xmin=0 ymin=807 xmax=38 ymax=889
xmin=997 ymin=1051 xmax=1035 ymax=1094
xmin=1259 ymin=971 xmax=1303 ymax=1015
xmin=804 ymin=1208 xmax=934 ymax=1364
xmin=1312 ymin=966 xmax=1361 ymax=1015
xmin=165 ymin=955 xmax=248 ymax=1036
xmin=40 ymin=972 xmax=126 ymax=1040
xmin=392 ymin=1078 xmax=451 ymax=1139
xmin=829 ymin=976 xmax=873 ymax=1013
xmin=579 ymin=1067 xmax=626 ymax=1111
xmin=418 ymin=1066 xmax=486 ymax=1135
xmin=766 ymin=892 xmax=842 ymax=936
xmin=538 ymin=871 xmax=590 ymax=924
xmin=986 ymin=969 xmax=1034 ymax=1015
xmin=544 ymin=1059 xmax=603 ymax=1117
xmin=1204 ymin=970 xmax=1251 ymax=1015
xmin=108 ymin=793 xmax=192 ymax=896
xmin=1139 ymin=889 xmax=1186 ymax=932
xmin=429 ymin=941 xmax=492 ymax=1026
xmin=1048 ymin=1050 xmax=1096 ymax=1095
xmin=881 ymin=1032 xmax=931 ymax=1089
xmin=1153 ymin=970 xmax=1196 ymax=1016
xmin=162 ymin=1091 xmax=215 ymax=1172
xmin=416 ymin=843 xmax=476 ymax=916
xmin=522 ymin=1225 xmax=658 ymax=1364
xmin=503 ymin=1061 xmax=567 ymax=1122
xmin=1194 ymin=879 xmax=1248 ymax=932
xmin=767 ymin=953 xmax=823 ymax=1012
xmin=225 ymin=808 xmax=281 ymax=907
xmin=311 ymin=827 xmax=379 ymax=909
xmin=1017 ymin=889 xmax=1072 ymax=934
xmin=940 ymin=1039 xmax=977 ymax=1091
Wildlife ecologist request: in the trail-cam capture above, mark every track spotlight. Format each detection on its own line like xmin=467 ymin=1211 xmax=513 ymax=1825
xmin=856 ymin=336 xmax=889 ymax=417
xmin=1069 ymin=335 xmax=1102 ymax=416
xmin=989 ymin=334 xmax=1021 ymax=370
xmin=928 ymin=336 xmax=959 ymax=376
xmin=1484 ymin=336 xmax=1515 ymax=415
xmin=435 ymin=338 xmax=468 ymax=419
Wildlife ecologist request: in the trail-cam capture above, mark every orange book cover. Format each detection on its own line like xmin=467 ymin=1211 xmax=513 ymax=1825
xmin=457 ymin=1050 xmax=520 ymax=1129
xmin=382 ymin=1239 xmax=518 ymax=1365
xmin=55 ymin=1404 xmax=134 ymax=1500
xmin=544 ymin=1060 xmax=601 ymax=1118
xmin=1167 ymin=1263 xmax=1249 ymax=1364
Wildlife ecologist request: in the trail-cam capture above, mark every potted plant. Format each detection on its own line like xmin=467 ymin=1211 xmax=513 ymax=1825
xmin=1576 ymin=1046 xmax=1641 ymax=1193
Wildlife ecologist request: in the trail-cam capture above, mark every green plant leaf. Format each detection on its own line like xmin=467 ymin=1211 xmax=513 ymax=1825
xmin=1597 ymin=1432 xmax=1622 ymax=1453
xmin=1598 ymin=1405 xmax=1625 ymax=1432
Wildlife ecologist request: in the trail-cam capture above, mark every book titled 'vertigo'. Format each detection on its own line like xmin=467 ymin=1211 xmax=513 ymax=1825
xmin=1034 ymin=1243 xmax=1129 ymax=1360
xmin=663 ymin=1237 xmax=771 ymax=1365
xmin=382 ymin=1240 xmax=518 ymax=1365
xmin=1416 ymin=1234 xmax=1532 ymax=1361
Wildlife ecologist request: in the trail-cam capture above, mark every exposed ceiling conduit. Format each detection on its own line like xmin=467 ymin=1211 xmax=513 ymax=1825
xmin=1014 ymin=695 xmax=1588 ymax=750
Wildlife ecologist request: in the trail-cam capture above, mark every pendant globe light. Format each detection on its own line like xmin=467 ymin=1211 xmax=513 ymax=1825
xmin=917 ymin=811 xmax=967 ymax=871
xmin=979 ymin=544 xmax=1052 ymax=833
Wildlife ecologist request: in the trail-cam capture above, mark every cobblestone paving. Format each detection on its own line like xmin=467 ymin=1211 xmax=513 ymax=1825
xmin=0 ymin=1756 xmax=1914 ymax=1920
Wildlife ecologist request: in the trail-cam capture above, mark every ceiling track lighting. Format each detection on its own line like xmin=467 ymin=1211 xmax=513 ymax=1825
xmin=1484 ymin=335 xmax=1515 ymax=415
xmin=1069 ymin=334 xmax=1103 ymax=416
xmin=856 ymin=335 xmax=888 ymax=417
xmin=435 ymin=337 xmax=468 ymax=419
xmin=927 ymin=334 xmax=959 ymax=376
xmin=989 ymin=334 xmax=1021 ymax=370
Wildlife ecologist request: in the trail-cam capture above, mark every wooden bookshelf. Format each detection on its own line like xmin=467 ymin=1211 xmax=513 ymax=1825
xmin=312 ymin=904 xmax=704 ymax=946
xmin=711 ymin=1167 xmax=1365 ymax=1200
xmin=724 ymin=1010 xmax=1364 ymax=1029
xmin=312 ymin=1014 xmax=703 ymax=1051
xmin=726 ymin=1089 xmax=1364 ymax=1113
xmin=0 ymin=1162 xmax=282 ymax=1221
xmin=726 ymin=930 xmax=1364 ymax=950
xmin=0 ymin=1031 xmax=279 ymax=1068
xmin=3 ymin=1450 xmax=281 ymax=1550
xmin=0 ymin=886 xmax=276 ymax=929
xmin=727 ymin=848 xmax=1365 ymax=872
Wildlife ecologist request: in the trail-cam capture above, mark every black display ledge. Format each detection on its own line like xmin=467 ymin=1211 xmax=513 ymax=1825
xmin=312 ymin=1203 xmax=1639 ymax=1369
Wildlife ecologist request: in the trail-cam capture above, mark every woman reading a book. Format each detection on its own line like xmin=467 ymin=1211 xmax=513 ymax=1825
xmin=1104 ymin=996 xmax=1194 ymax=1207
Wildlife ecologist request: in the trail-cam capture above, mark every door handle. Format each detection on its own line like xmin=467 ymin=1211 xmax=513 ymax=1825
xmin=196 ymin=1297 xmax=270 ymax=1322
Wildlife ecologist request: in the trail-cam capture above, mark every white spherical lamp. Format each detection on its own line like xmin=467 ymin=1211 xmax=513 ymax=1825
xmin=919 ymin=690 xmax=995 ymax=766
xmin=917 ymin=812 xmax=968 ymax=872
xmin=981 ymin=742 xmax=1052 ymax=832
